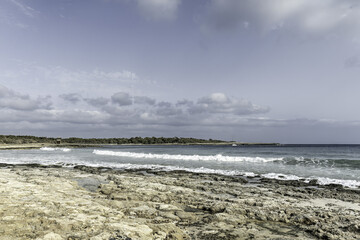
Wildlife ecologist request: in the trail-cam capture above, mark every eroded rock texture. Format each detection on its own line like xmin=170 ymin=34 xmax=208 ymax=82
xmin=0 ymin=166 xmax=359 ymax=239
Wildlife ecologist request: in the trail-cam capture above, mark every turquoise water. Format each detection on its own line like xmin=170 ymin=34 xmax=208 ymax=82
xmin=1 ymin=144 xmax=360 ymax=188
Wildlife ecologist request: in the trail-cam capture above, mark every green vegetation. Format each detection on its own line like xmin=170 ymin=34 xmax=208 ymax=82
xmin=0 ymin=135 xmax=225 ymax=145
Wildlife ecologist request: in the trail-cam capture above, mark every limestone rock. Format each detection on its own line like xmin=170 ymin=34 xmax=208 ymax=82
xmin=39 ymin=232 xmax=63 ymax=240
xmin=1 ymin=166 xmax=360 ymax=240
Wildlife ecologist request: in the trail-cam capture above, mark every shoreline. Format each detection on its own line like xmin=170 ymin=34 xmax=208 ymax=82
xmin=1 ymin=159 xmax=360 ymax=190
xmin=0 ymin=165 xmax=359 ymax=239
xmin=0 ymin=143 xmax=102 ymax=150
xmin=0 ymin=142 xmax=281 ymax=150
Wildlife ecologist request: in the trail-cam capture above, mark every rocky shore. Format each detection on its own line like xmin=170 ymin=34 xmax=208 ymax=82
xmin=0 ymin=165 xmax=359 ymax=240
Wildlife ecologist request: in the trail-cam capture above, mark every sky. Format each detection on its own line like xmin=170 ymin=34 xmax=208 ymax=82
xmin=1 ymin=0 xmax=360 ymax=143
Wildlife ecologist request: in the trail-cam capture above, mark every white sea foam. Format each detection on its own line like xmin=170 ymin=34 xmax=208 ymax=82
xmin=81 ymin=156 xmax=360 ymax=188
xmin=89 ymin=162 xmax=247 ymax=176
xmin=92 ymin=150 xmax=281 ymax=162
xmin=261 ymin=173 xmax=360 ymax=188
xmin=315 ymin=177 xmax=360 ymax=189
xmin=1 ymin=147 xmax=358 ymax=189
xmin=2 ymin=153 xmax=360 ymax=188
xmin=40 ymin=147 xmax=71 ymax=152
xmin=261 ymin=173 xmax=302 ymax=181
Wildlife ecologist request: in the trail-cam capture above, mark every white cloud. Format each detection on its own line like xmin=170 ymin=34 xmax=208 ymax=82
xmin=91 ymin=69 xmax=138 ymax=81
xmin=107 ymin=92 xmax=268 ymax=120
xmin=176 ymin=99 xmax=193 ymax=107
xmin=59 ymin=93 xmax=82 ymax=104
xmin=156 ymin=102 xmax=182 ymax=116
xmin=53 ymin=109 xmax=109 ymax=125
xmin=0 ymin=85 xmax=52 ymax=111
xmin=0 ymin=63 xmax=140 ymax=98
xmin=193 ymin=93 xmax=269 ymax=115
xmin=204 ymin=0 xmax=360 ymax=36
xmin=136 ymin=0 xmax=181 ymax=21
xmin=111 ymin=92 xmax=133 ymax=106
xmin=0 ymin=70 xmax=271 ymax=132
xmin=1 ymin=109 xmax=109 ymax=125
xmin=4 ymin=91 xmax=267 ymax=126
xmin=0 ymin=88 xmax=358 ymax=142
xmin=84 ymin=97 xmax=110 ymax=107
xmin=134 ymin=96 xmax=156 ymax=105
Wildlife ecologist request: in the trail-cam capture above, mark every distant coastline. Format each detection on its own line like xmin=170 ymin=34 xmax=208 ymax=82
xmin=0 ymin=134 xmax=280 ymax=150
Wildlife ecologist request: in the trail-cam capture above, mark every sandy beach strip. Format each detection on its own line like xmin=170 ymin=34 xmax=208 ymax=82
xmin=0 ymin=165 xmax=359 ymax=240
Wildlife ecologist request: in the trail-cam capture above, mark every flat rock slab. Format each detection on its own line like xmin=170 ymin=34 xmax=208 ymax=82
xmin=0 ymin=166 xmax=359 ymax=240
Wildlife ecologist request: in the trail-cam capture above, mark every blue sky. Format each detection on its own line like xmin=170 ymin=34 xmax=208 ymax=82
xmin=1 ymin=0 xmax=360 ymax=143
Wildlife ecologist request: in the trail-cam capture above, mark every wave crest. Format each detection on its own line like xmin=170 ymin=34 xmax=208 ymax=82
xmin=40 ymin=147 xmax=71 ymax=152
xmin=262 ymin=173 xmax=360 ymax=188
xmin=92 ymin=150 xmax=281 ymax=162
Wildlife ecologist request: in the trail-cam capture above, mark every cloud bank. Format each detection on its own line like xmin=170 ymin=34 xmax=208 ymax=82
xmin=0 ymin=85 xmax=51 ymax=111
xmin=0 ymin=84 xmax=357 ymax=143
xmin=0 ymin=84 xmax=268 ymax=129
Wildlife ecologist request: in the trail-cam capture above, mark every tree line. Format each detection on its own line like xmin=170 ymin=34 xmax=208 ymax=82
xmin=0 ymin=135 xmax=224 ymax=145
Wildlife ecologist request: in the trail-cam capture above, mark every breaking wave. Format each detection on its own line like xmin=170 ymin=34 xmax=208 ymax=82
xmin=91 ymin=150 xmax=360 ymax=188
xmin=40 ymin=147 xmax=71 ymax=152
xmin=262 ymin=173 xmax=360 ymax=189
xmin=92 ymin=150 xmax=281 ymax=162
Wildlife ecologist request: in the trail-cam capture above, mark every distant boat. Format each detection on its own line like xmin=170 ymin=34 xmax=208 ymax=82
xmin=232 ymin=143 xmax=237 ymax=147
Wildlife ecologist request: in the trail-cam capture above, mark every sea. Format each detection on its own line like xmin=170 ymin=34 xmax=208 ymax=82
xmin=1 ymin=144 xmax=360 ymax=188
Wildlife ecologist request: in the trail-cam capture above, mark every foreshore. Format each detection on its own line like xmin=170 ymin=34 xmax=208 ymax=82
xmin=0 ymin=142 xmax=280 ymax=150
xmin=0 ymin=165 xmax=359 ymax=239
xmin=0 ymin=143 xmax=102 ymax=150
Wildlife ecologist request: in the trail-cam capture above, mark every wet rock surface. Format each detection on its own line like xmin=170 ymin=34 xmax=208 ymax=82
xmin=0 ymin=165 xmax=359 ymax=239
